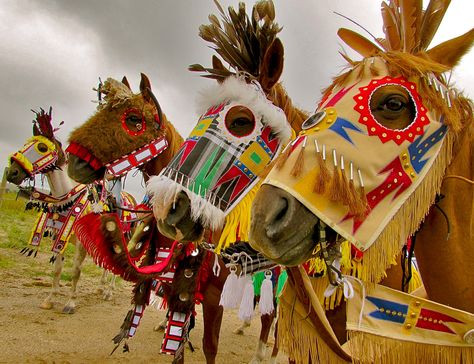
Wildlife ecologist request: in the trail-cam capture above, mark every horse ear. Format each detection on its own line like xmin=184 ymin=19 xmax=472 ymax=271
xmin=259 ymin=38 xmax=284 ymax=91
xmin=139 ymin=73 xmax=153 ymax=99
xmin=139 ymin=73 xmax=163 ymax=125
xmin=121 ymin=76 xmax=131 ymax=90
xmin=427 ymin=28 xmax=474 ymax=69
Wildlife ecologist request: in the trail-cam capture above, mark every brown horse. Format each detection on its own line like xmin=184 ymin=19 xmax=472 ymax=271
xmin=147 ymin=2 xmax=308 ymax=362
xmin=249 ymin=0 xmax=474 ymax=362
xmin=5 ymin=107 xmax=129 ymax=313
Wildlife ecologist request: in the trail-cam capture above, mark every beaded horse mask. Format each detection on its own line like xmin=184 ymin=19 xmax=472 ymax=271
xmin=147 ymin=75 xmax=291 ymax=234
xmin=9 ymin=108 xmax=65 ymax=178
xmin=266 ymin=57 xmax=451 ymax=255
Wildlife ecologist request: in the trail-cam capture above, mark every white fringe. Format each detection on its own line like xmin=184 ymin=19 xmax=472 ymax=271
xmin=146 ymin=174 xmax=225 ymax=231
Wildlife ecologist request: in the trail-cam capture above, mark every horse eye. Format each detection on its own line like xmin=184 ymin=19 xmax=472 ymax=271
xmin=225 ymin=106 xmax=255 ymax=137
xmin=37 ymin=143 xmax=48 ymax=153
xmin=121 ymin=108 xmax=146 ymax=135
xmin=383 ymin=96 xmax=404 ymax=112
xmin=126 ymin=114 xmax=142 ymax=124
xmin=370 ymin=86 xmax=416 ymax=130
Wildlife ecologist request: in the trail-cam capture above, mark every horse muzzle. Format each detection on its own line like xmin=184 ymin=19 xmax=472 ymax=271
xmin=6 ymin=161 xmax=29 ymax=185
xmin=67 ymin=154 xmax=106 ymax=184
xmin=249 ymin=184 xmax=319 ymax=266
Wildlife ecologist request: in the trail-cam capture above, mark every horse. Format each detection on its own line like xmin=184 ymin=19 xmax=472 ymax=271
xmin=66 ymin=73 xmax=236 ymax=364
xmin=249 ymin=0 xmax=474 ymax=362
xmin=5 ymin=107 xmax=133 ymax=313
xmin=144 ymin=2 xmax=310 ymax=363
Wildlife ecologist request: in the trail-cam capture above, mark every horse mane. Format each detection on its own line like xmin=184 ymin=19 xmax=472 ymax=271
xmin=326 ymin=0 xmax=474 ymax=137
xmin=99 ymin=78 xmax=134 ymax=109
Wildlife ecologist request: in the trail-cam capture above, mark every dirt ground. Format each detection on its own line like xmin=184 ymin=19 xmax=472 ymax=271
xmin=0 ymin=247 xmax=286 ymax=364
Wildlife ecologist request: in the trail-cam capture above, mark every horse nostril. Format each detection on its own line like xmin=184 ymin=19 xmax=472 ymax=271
xmin=274 ymin=197 xmax=288 ymax=221
xmin=265 ymin=195 xmax=293 ymax=240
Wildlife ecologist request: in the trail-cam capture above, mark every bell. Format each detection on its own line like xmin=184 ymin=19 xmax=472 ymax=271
xmin=105 ymin=221 xmax=116 ymax=232
xmin=113 ymin=244 xmax=122 ymax=254
xmin=179 ymin=292 xmax=190 ymax=302
xmin=184 ymin=269 xmax=194 ymax=278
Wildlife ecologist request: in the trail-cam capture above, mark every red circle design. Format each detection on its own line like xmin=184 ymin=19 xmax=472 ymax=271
xmin=353 ymin=76 xmax=430 ymax=145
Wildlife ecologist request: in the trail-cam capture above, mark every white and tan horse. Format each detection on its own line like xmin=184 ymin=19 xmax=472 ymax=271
xmin=6 ymin=107 xmax=132 ymax=313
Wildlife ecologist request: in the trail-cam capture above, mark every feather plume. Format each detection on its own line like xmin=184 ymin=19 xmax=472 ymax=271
xmin=32 ymin=107 xmax=55 ymax=139
xmin=399 ymin=0 xmax=422 ymax=52
xmin=381 ymin=1 xmax=401 ymax=50
xmin=419 ymin=0 xmax=451 ymax=50
xmin=337 ymin=28 xmax=382 ymax=57
xmin=192 ymin=0 xmax=282 ymax=80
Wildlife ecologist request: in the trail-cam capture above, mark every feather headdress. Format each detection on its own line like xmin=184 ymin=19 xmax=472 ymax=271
xmin=189 ymin=0 xmax=282 ymax=80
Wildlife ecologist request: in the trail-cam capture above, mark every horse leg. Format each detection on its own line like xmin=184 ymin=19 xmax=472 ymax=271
xmin=102 ymin=271 xmax=115 ymax=301
xmin=249 ymin=311 xmax=276 ymax=364
xmin=233 ymin=319 xmax=251 ymax=335
xmin=202 ymin=283 xmax=224 ymax=364
xmin=96 ymin=269 xmax=108 ymax=295
xmin=268 ymin=318 xmax=280 ymax=364
xmin=63 ymin=239 xmax=87 ymax=314
xmin=40 ymin=252 xmax=63 ymax=310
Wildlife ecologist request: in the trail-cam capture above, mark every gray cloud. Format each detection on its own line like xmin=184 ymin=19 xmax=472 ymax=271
xmin=1 ymin=0 xmax=473 ymax=199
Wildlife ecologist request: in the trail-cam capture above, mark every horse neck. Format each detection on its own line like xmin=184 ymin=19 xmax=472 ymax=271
xmin=269 ymin=83 xmax=309 ymax=134
xmin=45 ymin=163 xmax=78 ymax=198
xmin=141 ymin=121 xmax=184 ymax=182
xmin=414 ymin=124 xmax=474 ymax=313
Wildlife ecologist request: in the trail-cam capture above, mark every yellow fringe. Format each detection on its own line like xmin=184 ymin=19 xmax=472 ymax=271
xmin=357 ymin=130 xmax=455 ymax=283
xmin=348 ymin=331 xmax=474 ymax=364
xmin=408 ymin=265 xmax=423 ymax=293
xmin=277 ymin=282 xmax=350 ymax=364
xmin=214 ymin=183 xmax=260 ymax=253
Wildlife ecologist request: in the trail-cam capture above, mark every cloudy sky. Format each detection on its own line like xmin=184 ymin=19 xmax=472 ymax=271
xmin=1 ymin=0 xmax=473 ymax=199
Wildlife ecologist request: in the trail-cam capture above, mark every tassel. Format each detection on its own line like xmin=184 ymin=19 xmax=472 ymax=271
xmin=92 ymin=202 xmax=103 ymax=214
xmin=276 ymin=139 xmax=296 ymax=170
xmin=259 ymin=270 xmax=274 ymax=315
xmin=290 ymin=136 xmax=306 ymax=177
xmin=329 ymin=149 xmax=344 ymax=201
xmin=356 ymin=168 xmax=369 ymax=220
xmin=313 ymin=142 xmax=330 ymax=194
xmin=219 ymin=266 xmax=242 ymax=309
xmin=238 ymin=274 xmax=255 ymax=322
xmin=339 ymin=155 xmax=352 ymax=206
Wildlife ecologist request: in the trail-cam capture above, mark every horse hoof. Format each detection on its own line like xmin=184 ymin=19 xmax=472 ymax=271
xmin=103 ymin=292 xmax=113 ymax=301
xmin=62 ymin=306 xmax=75 ymax=314
xmin=95 ymin=287 xmax=104 ymax=295
xmin=153 ymin=324 xmax=166 ymax=332
xmin=39 ymin=301 xmax=53 ymax=310
xmin=248 ymin=357 xmax=262 ymax=364
xmin=233 ymin=328 xmax=245 ymax=335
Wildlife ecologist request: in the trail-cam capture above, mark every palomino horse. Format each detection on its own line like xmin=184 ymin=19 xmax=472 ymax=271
xmin=249 ymin=1 xmax=474 ymax=362
xmin=5 ymin=107 xmax=133 ymax=313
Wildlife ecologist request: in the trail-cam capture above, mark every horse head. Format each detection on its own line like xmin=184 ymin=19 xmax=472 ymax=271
xmin=67 ymin=73 xmax=181 ymax=184
xmin=146 ymin=0 xmax=299 ymax=251
xmin=249 ymin=1 xmax=474 ymax=285
xmin=7 ymin=107 xmax=66 ymax=185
